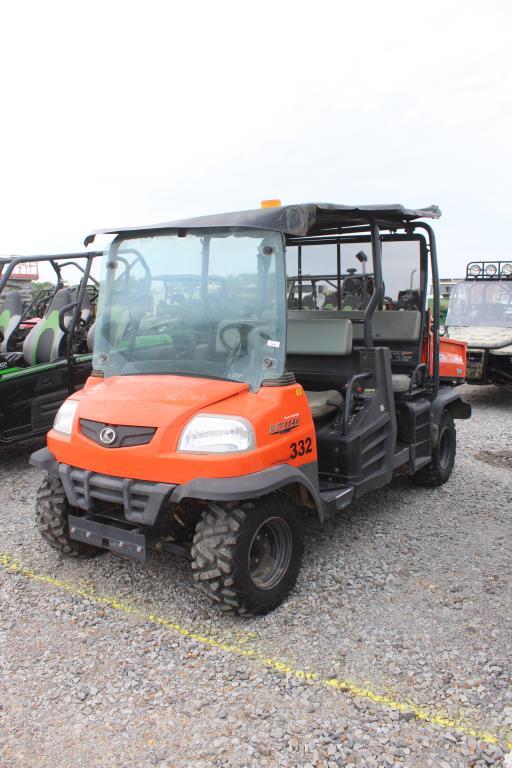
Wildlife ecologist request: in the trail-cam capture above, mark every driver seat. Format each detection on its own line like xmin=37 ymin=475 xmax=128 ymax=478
xmin=23 ymin=288 xmax=74 ymax=365
xmin=306 ymin=390 xmax=343 ymax=419
xmin=0 ymin=290 xmax=24 ymax=352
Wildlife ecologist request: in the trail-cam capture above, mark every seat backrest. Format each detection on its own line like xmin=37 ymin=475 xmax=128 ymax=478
xmin=352 ymin=310 xmax=422 ymax=342
xmin=287 ymin=315 xmax=353 ymax=356
xmin=70 ymin=285 xmax=94 ymax=323
xmin=339 ymin=275 xmax=374 ymax=311
xmin=23 ymin=288 xmax=73 ymax=365
xmin=339 ymin=293 xmax=360 ymax=311
xmin=0 ymin=290 xmax=24 ymax=352
xmin=80 ymin=288 xmax=93 ymax=323
xmin=87 ymin=321 xmax=95 ymax=352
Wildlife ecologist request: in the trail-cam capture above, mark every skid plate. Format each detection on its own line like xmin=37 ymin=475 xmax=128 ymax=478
xmin=68 ymin=514 xmax=146 ymax=561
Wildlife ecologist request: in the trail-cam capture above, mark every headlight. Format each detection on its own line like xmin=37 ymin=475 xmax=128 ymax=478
xmin=485 ymin=263 xmax=497 ymax=276
xmin=468 ymin=264 xmax=481 ymax=276
xmin=501 ymin=263 xmax=512 ymax=277
xmin=178 ymin=415 xmax=255 ymax=453
xmin=53 ymin=400 xmax=79 ymax=435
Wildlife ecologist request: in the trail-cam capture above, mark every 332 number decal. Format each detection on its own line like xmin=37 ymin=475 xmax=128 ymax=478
xmin=290 ymin=437 xmax=312 ymax=459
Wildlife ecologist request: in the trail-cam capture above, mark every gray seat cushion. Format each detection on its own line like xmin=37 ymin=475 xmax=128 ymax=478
xmin=391 ymin=374 xmax=411 ymax=393
xmin=306 ymin=389 xmax=343 ymax=418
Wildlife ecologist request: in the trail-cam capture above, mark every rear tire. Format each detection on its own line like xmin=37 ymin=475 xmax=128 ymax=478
xmin=36 ymin=475 xmax=102 ymax=557
xmin=191 ymin=494 xmax=303 ymax=615
xmin=412 ymin=410 xmax=456 ymax=487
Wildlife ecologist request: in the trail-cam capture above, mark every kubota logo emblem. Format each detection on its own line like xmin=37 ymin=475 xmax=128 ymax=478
xmin=100 ymin=427 xmax=117 ymax=445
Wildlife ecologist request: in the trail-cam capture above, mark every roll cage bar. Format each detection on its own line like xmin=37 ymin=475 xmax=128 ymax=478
xmin=0 ymin=251 xmax=103 ymax=294
xmin=0 ymin=252 xmax=103 ymax=380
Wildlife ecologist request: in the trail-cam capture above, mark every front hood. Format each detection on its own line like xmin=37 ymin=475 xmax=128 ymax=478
xmin=447 ymin=326 xmax=512 ymax=352
xmin=74 ymin=374 xmax=249 ymax=428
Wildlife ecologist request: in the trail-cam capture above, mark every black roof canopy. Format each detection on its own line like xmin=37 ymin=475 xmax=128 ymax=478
xmin=84 ymin=203 xmax=441 ymax=245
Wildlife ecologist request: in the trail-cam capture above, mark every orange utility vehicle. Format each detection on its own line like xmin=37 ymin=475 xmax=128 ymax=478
xmin=31 ymin=203 xmax=470 ymax=614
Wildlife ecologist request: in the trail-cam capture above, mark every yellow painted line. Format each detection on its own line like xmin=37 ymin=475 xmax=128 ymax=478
xmin=1 ymin=551 xmax=510 ymax=751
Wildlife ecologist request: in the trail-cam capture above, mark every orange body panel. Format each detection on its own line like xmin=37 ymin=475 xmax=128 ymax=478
xmin=438 ymin=338 xmax=467 ymax=379
xmin=48 ymin=375 xmax=317 ymax=484
xmin=421 ymin=311 xmax=467 ymax=379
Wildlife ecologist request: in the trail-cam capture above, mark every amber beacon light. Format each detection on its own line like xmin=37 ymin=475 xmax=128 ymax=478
xmin=260 ymin=199 xmax=282 ymax=208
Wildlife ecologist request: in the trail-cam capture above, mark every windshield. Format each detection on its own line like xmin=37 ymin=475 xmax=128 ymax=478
xmin=446 ymin=280 xmax=512 ymax=328
xmin=93 ymin=229 xmax=286 ymax=391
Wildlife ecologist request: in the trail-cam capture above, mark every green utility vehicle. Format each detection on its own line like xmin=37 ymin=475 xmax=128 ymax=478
xmin=0 ymin=252 xmax=101 ymax=445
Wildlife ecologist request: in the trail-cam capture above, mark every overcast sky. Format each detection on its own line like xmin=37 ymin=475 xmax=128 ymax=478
xmin=0 ymin=0 xmax=510 ymax=279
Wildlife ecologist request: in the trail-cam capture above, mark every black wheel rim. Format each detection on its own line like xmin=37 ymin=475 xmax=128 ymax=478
xmin=438 ymin=427 xmax=452 ymax=468
xmin=248 ymin=517 xmax=293 ymax=591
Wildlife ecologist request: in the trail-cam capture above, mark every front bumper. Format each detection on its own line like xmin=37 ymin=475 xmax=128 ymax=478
xmin=30 ymin=448 xmax=175 ymax=526
xmin=30 ymin=447 xmax=324 ymax=524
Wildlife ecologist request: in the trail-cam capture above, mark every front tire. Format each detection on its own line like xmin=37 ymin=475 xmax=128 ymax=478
xmin=36 ymin=475 xmax=102 ymax=557
xmin=191 ymin=494 xmax=303 ymax=615
xmin=412 ymin=410 xmax=456 ymax=487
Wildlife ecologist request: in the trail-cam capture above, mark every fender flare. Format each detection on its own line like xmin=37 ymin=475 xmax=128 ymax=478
xmin=431 ymin=387 xmax=472 ymax=424
xmin=170 ymin=461 xmax=325 ymax=521
xmin=430 ymin=387 xmax=471 ymax=447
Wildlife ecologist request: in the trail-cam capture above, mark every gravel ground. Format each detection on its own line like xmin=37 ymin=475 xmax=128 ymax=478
xmin=0 ymin=384 xmax=511 ymax=768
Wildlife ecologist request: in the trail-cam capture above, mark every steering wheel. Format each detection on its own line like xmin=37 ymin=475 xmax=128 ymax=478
xmin=218 ymin=322 xmax=249 ymax=352
xmin=219 ymin=321 xmax=273 ymax=353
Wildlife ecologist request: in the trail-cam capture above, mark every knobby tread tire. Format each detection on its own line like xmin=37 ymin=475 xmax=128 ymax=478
xmin=35 ymin=476 xmax=101 ymax=557
xmin=191 ymin=495 xmax=303 ymax=616
xmin=412 ymin=410 xmax=456 ymax=488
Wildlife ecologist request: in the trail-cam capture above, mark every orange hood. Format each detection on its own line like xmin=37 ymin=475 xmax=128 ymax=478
xmin=74 ymin=375 xmax=249 ymax=429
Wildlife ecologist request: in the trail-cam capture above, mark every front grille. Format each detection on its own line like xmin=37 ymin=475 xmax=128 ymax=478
xmin=59 ymin=464 xmax=174 ymax=526
xmin=80 ymin=419 xmax=156 ymax=449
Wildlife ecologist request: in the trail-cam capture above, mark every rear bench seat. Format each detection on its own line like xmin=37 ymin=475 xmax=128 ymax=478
xmin=287 ymin=310 xmax=422 ymax=396
xmin=288 ymin=309 xmax=421 ymax=342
